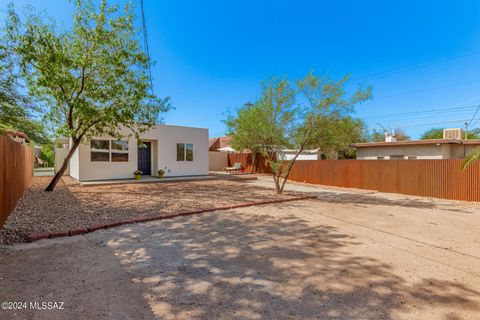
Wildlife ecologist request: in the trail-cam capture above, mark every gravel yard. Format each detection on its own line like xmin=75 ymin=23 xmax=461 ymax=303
xmin=0 ymin=176 xmax=301 ymax=244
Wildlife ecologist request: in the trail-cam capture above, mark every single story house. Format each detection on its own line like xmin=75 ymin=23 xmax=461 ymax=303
xmin=354 ymin=139 xmax=480 ymax=160
xmin=56 ymin=124 xmax=209 ymax=181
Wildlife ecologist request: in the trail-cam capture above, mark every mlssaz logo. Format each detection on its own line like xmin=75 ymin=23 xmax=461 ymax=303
xmin=29 ymin=302 xmax=65 ymax=310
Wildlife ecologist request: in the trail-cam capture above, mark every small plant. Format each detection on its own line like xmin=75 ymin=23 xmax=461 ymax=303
xmin=133 ymin=170 xmax=142 ymax=179
xmin=158 ymin=169 xmax=165 ymax=178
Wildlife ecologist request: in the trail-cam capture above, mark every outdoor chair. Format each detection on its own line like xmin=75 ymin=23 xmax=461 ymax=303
xmin=224 ymin=162 xmax=242 ymax=173
xmin=35 ymin=156 xmax=48 ymax=168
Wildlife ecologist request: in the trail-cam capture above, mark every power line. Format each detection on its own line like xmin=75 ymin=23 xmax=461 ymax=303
xmin=361 ymin=105 xmax=478 ymax=121
xmin=467 ymin=104 xmax=480 ymax=126
xmin=140 ymin=0 xmax=154 ymax=94
xmin=348 ymin=49 xmax=480 ymax=86
xmin=370 ymin=119 xmax=470 ymax=131
xmin=373 ymin=79 xmax=480 ymax=101
xmin=470 ymin=114 xmax=480 ymax=129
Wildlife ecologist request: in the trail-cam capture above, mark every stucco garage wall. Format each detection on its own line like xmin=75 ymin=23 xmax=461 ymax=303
xmin=356 ymin=144 xmax=445 ymax=159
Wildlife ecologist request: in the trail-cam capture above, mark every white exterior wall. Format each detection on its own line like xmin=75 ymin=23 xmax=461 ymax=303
xmin=73 ymin=125 xmax=208 ymax=181
xmin=277 ymin=150 xmax=321 ymax=161
xmin=69 ymin=145 xmax=80 ymax=179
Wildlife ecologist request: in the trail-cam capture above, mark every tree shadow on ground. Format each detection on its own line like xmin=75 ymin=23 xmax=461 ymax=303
xmin=310 ymin=191 xmax=476 ymax=214
xmin=241 ymin=177 xmax=478 ymax=213
xmin=106 ymin=207 xmax=480 ymax=319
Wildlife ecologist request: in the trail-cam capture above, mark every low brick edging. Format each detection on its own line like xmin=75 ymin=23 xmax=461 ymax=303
xmin=26 ymin=195 xmax=316 ymax=242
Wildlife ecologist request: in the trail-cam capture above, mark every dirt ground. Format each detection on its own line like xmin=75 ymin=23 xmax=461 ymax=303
xmin=0 ymin=176 xmax=300 ymax=244
xmin=1 ymin=186 xmax=479 ymax=319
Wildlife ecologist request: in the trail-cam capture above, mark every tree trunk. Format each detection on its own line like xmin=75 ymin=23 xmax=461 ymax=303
xmin=272 ymin=173 xmax=281 ymax=194
xmin=250 ymin=152 xmax=256 ymax=173
xmin=45 ymin=139 xmax=80 ymax=191
xmin=279 ymin=147 xmax=305 ymax=193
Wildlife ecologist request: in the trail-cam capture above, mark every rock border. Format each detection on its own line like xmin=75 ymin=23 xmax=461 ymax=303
xmin=26 ymin=195 xmax=316 ymax=242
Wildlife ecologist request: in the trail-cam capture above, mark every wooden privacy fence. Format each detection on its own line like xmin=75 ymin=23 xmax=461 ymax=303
xmin=287 ymin=160 xmax=480 ymax=202
xmin=227 ymin=153 xmax=272 ymax=173
xmin=227 ymin=154 xmax=480 ymax=202
xmin=0 ymin=136 xmax=33 ymax=227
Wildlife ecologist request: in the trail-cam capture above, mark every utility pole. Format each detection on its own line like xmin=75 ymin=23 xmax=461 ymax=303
xmin=465 ymin=122 xmax=468 ymax=140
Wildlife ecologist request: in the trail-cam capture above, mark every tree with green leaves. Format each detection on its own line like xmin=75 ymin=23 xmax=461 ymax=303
xmin=226 ymin=73 xmax=371 ymax=194
xmin=420 ymin=128 xmax=444 ymax=140
xmin=305 ymin=116 xmax=367 ymax=159
xmin=225 ymin=102 xmax=263 ymax=172
xmin=421 ymin=127 xmax=480 ymax=140
xmin=0 ymin=14 xmax=48 ymax=144
xmin=6 ymin=0 xmax=171 ymax=191
xmin=462 ymin=148 xmax=480 ymax=170
xmin=369 ymin=129 xmax=385 ymax=142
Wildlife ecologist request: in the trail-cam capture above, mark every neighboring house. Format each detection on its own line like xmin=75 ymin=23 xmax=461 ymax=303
xmin=56 ymin=124 xmax=208 ymax=181
xmin=354 ymin=129 xmax=480 ymax=160
xmin=209 ymin=136 xmax=233 ymax=152
xmin=209 ymin=136 xmax=253 ymax=153
xmin=277 ymin=149 xmax=322 ymax=161
xmin=1 ymin=129 xmax=30 ymax=144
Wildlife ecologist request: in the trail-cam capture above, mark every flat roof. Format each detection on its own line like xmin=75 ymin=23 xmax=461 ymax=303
xmin=353 ymin=139 xmax=480 ymax=148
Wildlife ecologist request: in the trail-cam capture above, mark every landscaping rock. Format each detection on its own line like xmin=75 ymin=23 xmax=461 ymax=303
xmin=0 ymin=176 xmax=302 ymax=244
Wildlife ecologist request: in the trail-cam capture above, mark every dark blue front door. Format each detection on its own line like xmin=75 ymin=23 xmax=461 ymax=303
xmin=138 ymin=141 xmax=151 ymax=175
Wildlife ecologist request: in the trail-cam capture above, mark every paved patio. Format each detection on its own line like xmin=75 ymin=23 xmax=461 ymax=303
xmin=80 ymin=175 xmax=216 ymax=186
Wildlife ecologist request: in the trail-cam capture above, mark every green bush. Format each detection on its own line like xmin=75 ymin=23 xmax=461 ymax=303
xmin=39 ymin=144 xmax=54 ymax=167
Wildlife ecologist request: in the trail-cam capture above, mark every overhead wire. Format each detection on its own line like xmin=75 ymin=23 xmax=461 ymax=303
xmin=140 ymin=0 xmax=154 ymax=94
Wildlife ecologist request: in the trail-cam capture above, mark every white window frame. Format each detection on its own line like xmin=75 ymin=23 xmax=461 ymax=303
xmin=176 ymin=143 xmax=194 ymax=161
xmin=111 ymin=140 xmax=129 ymax=162
xmin=91 ymin=139 xmax=110 ymax=162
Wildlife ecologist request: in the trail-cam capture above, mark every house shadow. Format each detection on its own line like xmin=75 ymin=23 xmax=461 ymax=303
xmin=105 ymin=207 xmax=480 ymax=319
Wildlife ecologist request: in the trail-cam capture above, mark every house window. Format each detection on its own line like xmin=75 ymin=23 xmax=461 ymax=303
xmin=177 ymin=143 xmax=194 ymax=161
xmin=111 ymin=140 xmax=129 ymax=162
xmin=90 ymin=139 xmax=129 ymax=162
xmin=390 ymin=155 xmax=405 ymax=160
xmin=408 ymin=156 xmax=417 ymax=160
xmin=91 ymin=140 xmax=110 ymax=162
xmin=377 ymin=156 xmax=385 ymax=160
xmin=186 ymin=143 xmax=193 ymax=161
xmin=177 ymin=143 xmax=185 ymax=161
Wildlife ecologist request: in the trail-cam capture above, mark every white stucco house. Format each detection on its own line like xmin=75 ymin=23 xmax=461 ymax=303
xmin=55 ymin=124 xmax=209 ymax=181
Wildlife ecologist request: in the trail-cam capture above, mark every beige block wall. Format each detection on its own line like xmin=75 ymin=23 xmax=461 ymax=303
xmin=209 ymin=152 xmax=228 ymax=171
xmin=54 ymin=147 xmax=70 ymax=175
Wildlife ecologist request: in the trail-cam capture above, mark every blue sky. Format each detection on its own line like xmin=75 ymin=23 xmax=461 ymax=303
xmin=3 ymin=0 xmax=480 ymax=138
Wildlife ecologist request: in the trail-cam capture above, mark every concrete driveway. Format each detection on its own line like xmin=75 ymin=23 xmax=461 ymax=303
xmin=1 ymin=189 xmax=480 ymax=319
